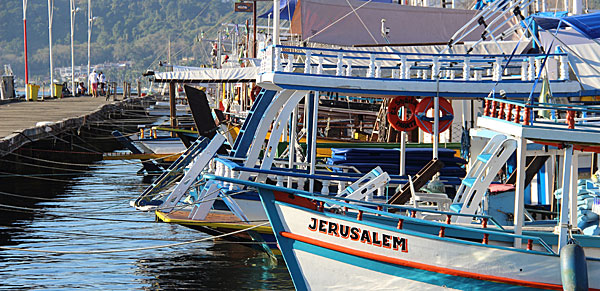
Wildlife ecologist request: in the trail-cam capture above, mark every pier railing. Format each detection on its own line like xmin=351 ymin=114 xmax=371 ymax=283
xmin=260 ymin=45 xmax=570 ymax=82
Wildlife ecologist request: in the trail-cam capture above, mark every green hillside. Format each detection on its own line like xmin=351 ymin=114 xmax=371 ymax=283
xmin=0 ymin=0 xmax=272 ymax=84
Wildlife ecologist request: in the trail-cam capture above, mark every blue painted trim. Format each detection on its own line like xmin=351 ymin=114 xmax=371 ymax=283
xmin=275 ymin=71 xmax=558 ymax=84
xmin=205 ymin=174 xmax=504 ymax=230
xmin=272 ymin=44 xmax=567 ymax=58
xmin=258 ymin=188 xmax=310 ymax=290
xmin=269 ymin=82 xmax=586 ymax=99
xmin=276 ymin=201 xmax=553 ymax=257
xmin=231 ymin=89 xmax=277 ymax=158
xmin=292 ymin=240 xmax=545 ymax=290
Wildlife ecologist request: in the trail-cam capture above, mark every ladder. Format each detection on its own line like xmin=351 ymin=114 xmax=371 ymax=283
xmin=337 ymin=167 xmax=390 ymax=201
xmin=230 ymin=89 xmax=277 ymax=158
xmin=452 ymin=134 xmax=517 ymax=223
xmin=188 ymin=180 xmax=250 ymax=222
xmin=133 ymin=137 xmax=209 ymax=208
xmin=159 ymin=134 xmax=227 ymax=212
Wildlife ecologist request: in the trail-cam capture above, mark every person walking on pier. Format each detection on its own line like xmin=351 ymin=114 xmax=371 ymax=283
xmin=99 ymin=72 xmax=106 ymax=97
xmin=89 ymin=70 xmax=99 ymax=98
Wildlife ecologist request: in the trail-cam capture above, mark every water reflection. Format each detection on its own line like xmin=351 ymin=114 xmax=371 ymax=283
xmin=136 ymin=244 xmax=293 ymax=290
xmin=0 ymin=151 xmax=293 ymax=290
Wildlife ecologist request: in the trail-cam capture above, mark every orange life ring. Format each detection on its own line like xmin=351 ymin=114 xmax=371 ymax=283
xmin=415 ymin=97 xmax=454 ymax=134
xmin=386 ymin=96 xmax=418 ymax=132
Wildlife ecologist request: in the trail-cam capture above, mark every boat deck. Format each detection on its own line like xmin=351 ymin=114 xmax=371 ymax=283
xmin=259 ymin=72 xmax=584 ymax=98
xmin=155 ymin=210 xmax=273 ymax=233
xmin=477 ymin=115 xmax=600 ymax=145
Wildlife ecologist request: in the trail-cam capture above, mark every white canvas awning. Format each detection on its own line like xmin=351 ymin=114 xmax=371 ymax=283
xmin=567 ymin=43 xmax=600 ymax=90
xmin=539 ymin=30 xmax=600 ymax=90
xmin=153 ymin=67 xmax=259 ymax=83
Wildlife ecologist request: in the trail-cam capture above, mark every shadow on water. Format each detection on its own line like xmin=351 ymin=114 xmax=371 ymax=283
xmin=136 ymin=244 xmax=293 ymax=290
xmin=0 ymin=127 xmax=293 ymax=289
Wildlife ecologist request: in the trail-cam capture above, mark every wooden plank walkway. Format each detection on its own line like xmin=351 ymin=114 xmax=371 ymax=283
xmin=0 ymin=96 xmax=141 ymax=155
xmin=0 ymin=97 xmax=110 ymax=138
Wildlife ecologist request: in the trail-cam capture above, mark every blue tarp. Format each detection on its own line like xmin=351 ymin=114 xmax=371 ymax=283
xmin=259 ymin=0 xmax=297 ymax=20
xmin=533 ymin=12 xmax=600 ymax=39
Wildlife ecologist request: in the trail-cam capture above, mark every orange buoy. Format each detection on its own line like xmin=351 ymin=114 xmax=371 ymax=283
xmin=386 ymin=96 xmax=418 ymax=132
xmin=414 ymin=97 xmax=454 ymax=134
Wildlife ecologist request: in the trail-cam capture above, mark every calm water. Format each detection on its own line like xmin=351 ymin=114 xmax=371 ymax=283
xmin=0 ymin=156 xmax=293 ymax=290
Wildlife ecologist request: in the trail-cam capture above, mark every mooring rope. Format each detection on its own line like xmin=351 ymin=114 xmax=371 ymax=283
xmin=0 ymin=159 xmax=161 ymax=176
xmin=0 ymin=222 xmax=269 ymax=254
xmin=0 ymin=171 xmax=147 ymax=186
xmin=0 ymin=225 xmax=270 ymax=244
xmin=6 ymin=149 xmax=183 ymax=167
xmin=0 ymin=190 xmax=128 ymax=203
xmin=0 ymin=203 xmax=269 ymax=224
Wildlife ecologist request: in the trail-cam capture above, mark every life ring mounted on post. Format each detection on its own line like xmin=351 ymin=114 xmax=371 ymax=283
xmin=386 ymin=96 xmax=418 ymax=132
xmin=414 ymin=97 xmax=454 ymax=134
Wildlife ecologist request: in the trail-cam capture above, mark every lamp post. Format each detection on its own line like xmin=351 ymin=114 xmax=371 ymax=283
xmin=48 ymin=0 xmax=54 ymax=97
xmin=87 ymin=0 xmax=97 ymax=91
xmin=70 ymin=0 xmax=80 ymax=96
xmin=22 ymin=0 xmax=29 ymax=100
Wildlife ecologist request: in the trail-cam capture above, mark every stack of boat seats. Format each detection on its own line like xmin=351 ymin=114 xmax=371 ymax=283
xmin=554 ymin=179 xmax=600 ymax=235
xmin=327 ymin=148 xmax=466 ymax=178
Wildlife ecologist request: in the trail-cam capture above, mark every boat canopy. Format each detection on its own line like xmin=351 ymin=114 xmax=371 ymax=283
xmin=533 ymin=12 xmax=600 ymax=39
xmin=259 ymin=0 xmax=297 ymax=20
xmin=290 ymin=0 xmax=517 ymax=46
xmin=153 ymin=67 xmax=259 ymax=83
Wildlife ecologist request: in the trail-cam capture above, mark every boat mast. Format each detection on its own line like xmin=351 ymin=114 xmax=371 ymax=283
xmin=273 ymin=0 xmax=280 ymax=45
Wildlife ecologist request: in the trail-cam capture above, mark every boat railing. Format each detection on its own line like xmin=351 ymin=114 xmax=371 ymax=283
xmin=206 ymin=174 xmax=556 ymax=255
xmin=302 ymin=192 xmax=556 ymax=255
xmin=210 ymin=157 xmax=461 ymax=199
xmin=260 ymin=44 xmax=570 ymax=83
xmin=482 ymin=97 xmax=600 ymax=129
xmin=211 ymin=157 xmax=391 ymax=198
xmin=217 ymin=155 xmax=362 ymax=173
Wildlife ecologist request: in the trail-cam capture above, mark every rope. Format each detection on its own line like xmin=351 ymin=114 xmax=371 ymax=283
xmin=148 ymin=189 xmax=254 ymax=213
xmin=344 ymin=0 xmax=378 ymax=44
xmin=45 ymin=132 xmax=102 ymax=154
xmin=305 ymin=0 xmax=373 ymax=43
xmin=0 ymin=225 xmax=270 ymax=244
xmin=0 ymin=158 xmax=160 ymax=176
xmin=0 ymin=190 xmax=127 ymax=203
xmin=8 ymin=148 xmax=183 ymax=167
xmin=0 ymin=222 xmax=269 ymax=254
xmin=0 ymin=170 xmax=146 ymax=186
xmin=0 ymin=201 xmax=269 ymax=223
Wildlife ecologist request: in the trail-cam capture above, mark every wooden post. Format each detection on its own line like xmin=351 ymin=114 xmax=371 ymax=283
xmin=169 ymin=81 xmax=177 ymax=137
xmin=137 ymin=80 xmax=141 ymax=97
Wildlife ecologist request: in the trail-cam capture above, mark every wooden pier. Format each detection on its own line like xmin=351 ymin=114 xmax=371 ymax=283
xmin=0 ymin=96 xmax=147 ymax=156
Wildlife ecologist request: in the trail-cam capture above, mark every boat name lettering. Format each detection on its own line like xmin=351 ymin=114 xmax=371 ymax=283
xmin=308 ymin=217 xmax=408 ymax=252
